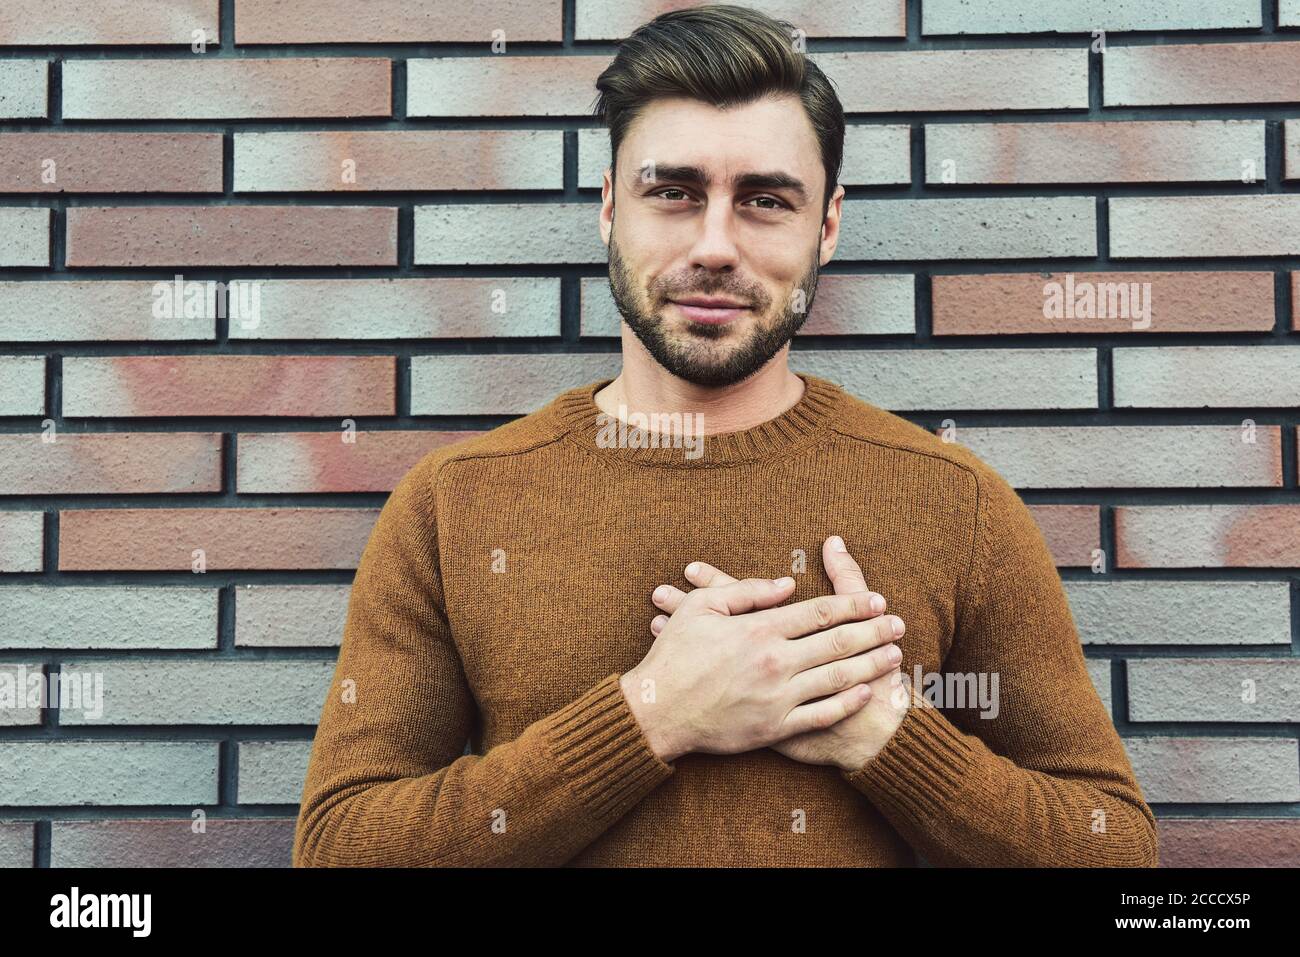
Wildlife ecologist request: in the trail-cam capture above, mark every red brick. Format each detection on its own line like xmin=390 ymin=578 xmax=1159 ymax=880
xmin=1158 ymin=819 xmax=1300 ymax=867
xmin=236 ymin=0 xmax=561 ymax=43
xmin=1028 ymin=505 xmax=1100 ymax=567
xmin=66 ymin=207 xmax=397 ymax=267
xmin=0 ymin=133 xmax=222 ymax=193
xmin=59 ymin=507 xmax=380 ymax=570
xmin=933 ymin=272 xmax=1274 ymax=335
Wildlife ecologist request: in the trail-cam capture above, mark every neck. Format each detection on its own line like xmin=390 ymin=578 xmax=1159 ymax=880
xmin=594 ymin=341 xmax=805 ymax=436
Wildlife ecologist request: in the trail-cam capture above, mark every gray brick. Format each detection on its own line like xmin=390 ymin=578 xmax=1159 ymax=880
xmin=235 ymin=584 xmax=350 ymax=647
xmin=237 ymin=740 xmax=312 ymax=804
xmin=1126 ymin=737 xmax=1300 ymax=803
xmin=1129 ymin=659 xmax=1300 ymax=722
xmin=58 ymin=660 xmax=336 ymax=725
xmin=1064 ymin=581 xmax=1293 ymax=646
xmin=0 ymin=587 xmax=218 ymax=650
xmin=0 ymin=741 xmax=218 ymax=805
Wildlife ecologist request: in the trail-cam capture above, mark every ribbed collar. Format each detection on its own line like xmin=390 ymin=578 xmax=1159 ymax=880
xmin=547 ymin=371 xmax=843 ymax=468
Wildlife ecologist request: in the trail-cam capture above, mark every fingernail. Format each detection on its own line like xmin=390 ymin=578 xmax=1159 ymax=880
xmin=887 ymin=644 xmax=902 ymax=663
xmin=773 ymin=576 xmax=795 ymax=588
xmin=685 ymin=562 xmax=699 ymax=576
xmin=891 ymin=616 xmax=905 ymax=636
xmin=653 ymin=585 xmax=668 ymax=601
xmin=870 ymin=593 xmax=885 ymax=614
xmin=828 ymin=535 xmax=846 ymax=552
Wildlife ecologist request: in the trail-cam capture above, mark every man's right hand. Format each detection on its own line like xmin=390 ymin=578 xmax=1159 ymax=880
xmin=619 ymin=576 xmax=902 ymax=763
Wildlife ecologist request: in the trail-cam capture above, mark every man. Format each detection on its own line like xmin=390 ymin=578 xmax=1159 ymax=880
xmin=292 ymin=4 xmax=1158 ymax=867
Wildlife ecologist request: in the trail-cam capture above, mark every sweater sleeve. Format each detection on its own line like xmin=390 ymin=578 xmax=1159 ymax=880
xmin=839 ymin=464 xmax=1160 ymax=867
xmin=292 ymin=459 xmax=675 ymax=867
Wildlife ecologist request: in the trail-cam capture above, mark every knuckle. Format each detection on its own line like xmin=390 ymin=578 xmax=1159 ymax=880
xmin=811 ymin=595 xmax=835 ymax=629
xmin=754 ymin=647 xmax=784 ymax=678
xmin=826 ymin=624 xmax=850 ymax=657
xmin=825 ymin=661 xmax=847 ymax=692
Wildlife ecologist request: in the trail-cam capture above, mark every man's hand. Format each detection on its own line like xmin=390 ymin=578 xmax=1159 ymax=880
xmin=620 ymin=571 xmax=903 ymax=764
xmin=647 ymin=536 xmax=913 ymax=773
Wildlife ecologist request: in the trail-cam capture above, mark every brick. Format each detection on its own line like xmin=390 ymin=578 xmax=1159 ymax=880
xmin=1129 ymin=659 xmax=1300 ymax=723
xmin=415 ymin=203 xmax=605 ymax=265
xmin=794 ymin=348 xmax=1098 ymax=409
xmin=1114 ymin=346 xmax=1300 ymax=407
xmin=932 ymin=271 xmax=1274 ymax=335
xmin=62 ymin=355 xmax=395 ymax=418
xmin=923 ymin=0 xmax=1260 ymax=33
xmin=238 ymin=0 xmax=560 ymax=42
xmin=408 ymin=56 xmax=606 ymax=117
xmin=1027 ymin=505 xmax=1100 ymax=567
xmin=578 ymin=124 xmax=911 ymax=189
xmin=0 ymin=741 xmax=218 ymax=805
xmin=0 ymin=0 xmax=218 ymax=44
xmin=237 ymin=741 xmax=312 ymax=804
xmin=581 ymin=274 xmax=915 ymax=337
xmin=235 ymin=584 xmax=350 ymax=647
xmin=228 ymin=278 xmax=560 ymax=340
xmin=63 ymin=58 xmax=391 ymax=120
xmin=1086 ymin=658 xmax=1112 ymax=713
xmin=1286 ymin=0 xmax=1300 ymax=26
xmin=811 ymin=49 xmax=1088 ymax=112
xmin=58 ymin=507 xmax=379 ymax=571
xmin=1105 ymin=42 xmax=1300 ymax=106
xmin=945 ymin=426 xmax=1281 ymax=487
xmin=0 ymin=61 xmax=47 ymax=119
xmin=411 ymin=353 xmax=622 ymax=415
xmin=66 ymin=206 xmax=397 ymax=267
xmin=51 ymin=819 xmax=294 ymax=867
xmin=0 ymin=280 xmax=215 ymax=342
xmin=1126 ymin=737 xmax=1300 ymax=803
xmin=0 ymin=512 xmax=43 ymax=572
xmin=0 ymin=432 xmax=222 ymax=494
xmin=234 ymin=130 xmax=561 ymax=192
xmin=0 ymin=822 xmax=34 ymax=867
xmin=1111 ymin=196 xmax=1300 ymax=257
xmin=237 ymin=429 xmax=478 ymax=493
xmin=0 ymin=133 xmax=222 ymax=193
xmin=925 ymin=120 xmax=1264 ymax=184
xmin=837 ymin=197 xmax=1096 ymax=259
xmin=576 ymin=0 xmax=904 ymax=40
xmin=1287 ymin=120 xmax=1300 ymax=180
xmin=59 ymin=659 xmax=335 ymax=725
xmin=0 ymin=664 xmax=43 ymax=726
xmin=0 ymin=357 xmax=44 ymax=416
xmin=1157 ymin=819 xmax=1300 ymax=867
xmin=1117 ymin=505 xmax=1300 ymax=567
xmin=1063 ymin=581 xmax=1292 ymax=646
xmin=0 ymin=587 xmax=218 ymax=649
xmin=0 ymin=208 xmax=49 ymax=267
xmin=1295 ymin=274 xmax=1300 ymax=330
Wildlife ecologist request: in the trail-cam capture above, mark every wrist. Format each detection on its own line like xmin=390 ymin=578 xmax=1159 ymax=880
xmin=619 ymin=670 xmax=686 ymax=763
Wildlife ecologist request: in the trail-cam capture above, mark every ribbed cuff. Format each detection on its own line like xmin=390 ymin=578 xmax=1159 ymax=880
xmin=841 ymin=683 xmax=979 ymax=817
xmin=540 ymin=673 xmax=676 ymax=824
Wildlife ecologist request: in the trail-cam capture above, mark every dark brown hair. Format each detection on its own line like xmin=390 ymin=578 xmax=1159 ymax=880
xmin=593 ymin=3 xmax=846 ymax=219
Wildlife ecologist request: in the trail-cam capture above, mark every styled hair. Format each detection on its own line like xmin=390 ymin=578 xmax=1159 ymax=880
xmin=593 ymin=3 xmax=846 ymax=219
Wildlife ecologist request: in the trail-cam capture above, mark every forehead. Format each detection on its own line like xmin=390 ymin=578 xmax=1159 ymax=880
xmin=619 ymin=94 xmax=821 ymax=184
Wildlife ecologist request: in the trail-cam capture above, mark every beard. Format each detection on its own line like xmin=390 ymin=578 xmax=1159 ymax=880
xmin=606 ymin=221 xmax=820 ymax=389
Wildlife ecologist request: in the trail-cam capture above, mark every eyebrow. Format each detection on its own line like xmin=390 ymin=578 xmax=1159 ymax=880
xmin=639 ymin=164 xmax=808 ymax=204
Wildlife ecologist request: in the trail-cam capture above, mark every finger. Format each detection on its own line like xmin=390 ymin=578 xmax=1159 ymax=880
xmin=789 ymin=642 xmax=902 ymax=703
xmin=650 ymin=583 xmax=690 ymax=614
xmin=780 ymin=683 xmax=873 ymax=737
xmin=683 ymin=561 xmax=739 ymax=588
xmin=746 ymin=588 xmax=877 ymax=640
xmin=696 ymin=576 xmax=798 ymax=617
xmin=789 ymin=613 xmax=905 ymax=672
xmin=650 ymin=614 xmax=668 ymax=635
xmin=824 ymin=535 xmax=873 ymax=599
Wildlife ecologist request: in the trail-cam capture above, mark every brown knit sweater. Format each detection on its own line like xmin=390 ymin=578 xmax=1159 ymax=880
xmin=292 ymin=372 xmax=1159 ymax=867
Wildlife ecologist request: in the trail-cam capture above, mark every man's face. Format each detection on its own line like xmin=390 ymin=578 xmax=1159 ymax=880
xmin=600 ymin=94 xmax=843 ymax=388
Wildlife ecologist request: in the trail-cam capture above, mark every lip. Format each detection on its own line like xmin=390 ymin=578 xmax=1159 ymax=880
xmin=669 ymin=297 xmax=752 ymax=324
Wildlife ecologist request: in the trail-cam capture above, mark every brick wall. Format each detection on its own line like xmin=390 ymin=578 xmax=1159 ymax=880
xmin=1 ymin=0 xmax=1298 ymax=868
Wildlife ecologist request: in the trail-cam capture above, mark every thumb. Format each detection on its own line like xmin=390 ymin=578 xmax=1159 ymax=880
xmin=824 ymin=535 xmax=870 ymax=596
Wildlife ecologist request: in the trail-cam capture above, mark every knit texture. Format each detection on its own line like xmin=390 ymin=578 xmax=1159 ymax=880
xmin=292 ymin=372 xmax=1159 ymax=867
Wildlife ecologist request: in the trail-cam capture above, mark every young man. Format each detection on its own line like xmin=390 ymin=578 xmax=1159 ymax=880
xmin=292 ymin=4 xmax=1158 ymax=867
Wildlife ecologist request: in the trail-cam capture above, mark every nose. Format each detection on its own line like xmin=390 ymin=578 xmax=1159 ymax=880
xmin=685 ymin=200 xmax=742 ymax=272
